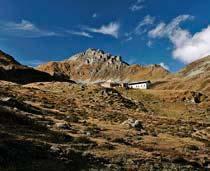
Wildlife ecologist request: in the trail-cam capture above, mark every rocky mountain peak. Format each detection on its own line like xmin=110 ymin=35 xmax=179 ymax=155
xmin=68 ymin=48 xmax=128 ymax=66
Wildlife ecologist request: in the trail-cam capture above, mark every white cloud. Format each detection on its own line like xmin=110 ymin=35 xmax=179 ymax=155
xmin=84 ymin=22 xmax=120 ymax=38
xmin=135 ymin=15 xmax=155 ymax=35
xmin=147 ymin=40 xmax=153 ymax=47
xmin=173 ymin=26 xmax=210 ymax=63
xmin=0 ymin=20 xmax=57 ymax=38
xmin=130 ymin=4 xmax=144 ymax=11
xmin=140 ymin=15 xmax=155 ymax=26
xmin=148 ymin=22 xmax=166 ymax=37
xmin=130 ymin=0 xmax=145 ymax=12
xmin=7 ymin=20 xmax=36 ymax=31
xmin=123 ymin=36 xmax=133 ymax=42
xmin=159 ymin=62 xmax=170 ymax=71
xmin=148 ymin=15 xmax=193 ymax=38
xmin=67 ymin=30 xmax=93 ymax=38
xmin=137 ymin=0 xmax=144 ymax=2
xmin=148 ymin=15 xmax=210 ymax=63
xmin=92 ymin=13 xmax=97 ymax=18
xmin=123 ymin=15 xmax=155 ymax=42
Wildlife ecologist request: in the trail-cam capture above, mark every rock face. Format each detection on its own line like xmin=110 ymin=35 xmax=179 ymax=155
xmin=37 ymin=48 xmax=169 ymax=83
xmin=0 ymin=50 xmax=73 ymax=84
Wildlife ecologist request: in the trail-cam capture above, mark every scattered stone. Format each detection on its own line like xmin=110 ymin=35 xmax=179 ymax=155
xmin=122 ymin=118 xmax=143 ymax=130
xmin=0 ymin=97 xmax=12 ymax=102
xmin=80 ymin=85 xmax=85 ymax=91
xmin=86 ymin=131 xmax=91 ymax=136
xmin=50 ymin=145 xmax=61 ymax=153
xmin=100 ymin=88 xmax=120 ymax=97
xmin=131 ymin=120 xmax=143 ymax=130
xmin=0 ymin=96 xmax=41 ymax=114
xmin=185 ymin=91 xmax=208 ymax=104
xmin=122 ymin=118 xmax=134 ymax=127
xmin=192 ymin=127 xmax=210 ymax=142
xmin=66 ymin=114 xmax=80 ymax=123
xmin=55 ymin=122 xmax=71 ymax=130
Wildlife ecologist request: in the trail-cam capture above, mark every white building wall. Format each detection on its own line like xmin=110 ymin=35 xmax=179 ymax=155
xmin=128 ymin=83 xmax=148 ymax=89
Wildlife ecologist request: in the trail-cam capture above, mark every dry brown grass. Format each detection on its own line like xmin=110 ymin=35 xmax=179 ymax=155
xmin=0 ymin=81 xmax=209 ymax=170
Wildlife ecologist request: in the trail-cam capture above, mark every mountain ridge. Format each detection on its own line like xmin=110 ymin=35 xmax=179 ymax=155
xmin=37 ymin=48 xmax=170 ymax=83
xmin=0 ymin=49 xmax=73 ymax=84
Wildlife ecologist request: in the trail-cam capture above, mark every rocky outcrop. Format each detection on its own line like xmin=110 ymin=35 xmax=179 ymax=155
xmin=37 ymin=48 xmax=169 ymax=83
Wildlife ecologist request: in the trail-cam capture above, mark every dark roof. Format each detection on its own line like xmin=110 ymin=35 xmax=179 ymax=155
xmin=128 ymin=80 xmax=151 ymax=85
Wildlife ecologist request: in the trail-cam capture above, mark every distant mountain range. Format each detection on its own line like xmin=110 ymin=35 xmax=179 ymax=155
xmin=0 ymin=48 xmax=209 ymax=94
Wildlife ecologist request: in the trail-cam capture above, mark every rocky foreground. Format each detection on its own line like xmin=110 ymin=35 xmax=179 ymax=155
xmin=0 ymin=81 xmax=209 ymax=171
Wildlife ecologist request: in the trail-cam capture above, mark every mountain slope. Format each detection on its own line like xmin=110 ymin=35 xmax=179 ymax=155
xmin=178 ymin=55 xmax=210 ymax=78
xmin=152 ymin=56 xmax=210 ymax=94
xmin=37 ymin=48 xmax=169 ymax=83
xmin=0 ymin=80 xmax=209 ymax=170
xmin=0 ymin=50 xmax=21 ymax=66
xmin=0 ymin=50 xmax=68 ymax=84
xmin=178 ymin=56 xmax=210 ymax=93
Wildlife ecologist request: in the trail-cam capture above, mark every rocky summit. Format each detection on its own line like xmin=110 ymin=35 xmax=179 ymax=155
xmin=37 ymin=48 xmax=169 ymax=83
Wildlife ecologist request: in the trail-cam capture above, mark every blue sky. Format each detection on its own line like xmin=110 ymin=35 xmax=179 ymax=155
xmin=0 ymin=0 xmax=210 ymax=72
